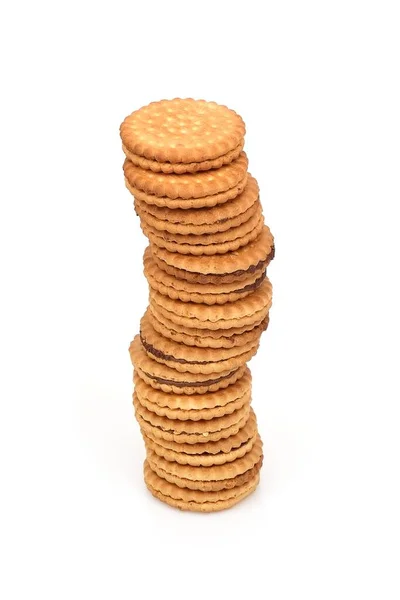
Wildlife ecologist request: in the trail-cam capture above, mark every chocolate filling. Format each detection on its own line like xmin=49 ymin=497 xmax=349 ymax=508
xmin=140 ymin=288 xmax=266 ymax=365
xmin=168 ymin=244 xmax=274 ymax=278
xmin=141 ymin=369 xmax=239 ymax=387
xmin=141 ymin=334 xmax=213 ymax=364
xmin=234 ymin=270 xmax=266 ymax=294
xmin=228 ymin=244 xmax=275 ymax=277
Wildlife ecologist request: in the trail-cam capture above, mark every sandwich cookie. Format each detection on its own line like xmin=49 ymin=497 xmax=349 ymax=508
xmin=144 ymin=247 xmax=266 ymax=305
xmin=134 ymin=175 xmax=260 ymax=235
xmin=144 ymin=462 xmax=260 ymax=512
xmin=140 ymin=312 xmax=259 ymax=374
xmin=146 ymin=436 xmax=263 ymax=491
xmin=134 ymin=394 xmax=251 ymax=445
xmin=120 ymin=98 xmax=245 ymax=168
xmin=143 ymin=408 xmax=258 ymax=456
xmin=130 ymin=336 xmax=246 ymax=394
xmin=150 ymin=309 xmax=270 ymax=349
xmin=141 ymin=214 xmax=264 ymax=256
xmin=151 ymin=226 xmax=275 ymax=283
xmin=149 ymin=278 xmax=272 ymax=331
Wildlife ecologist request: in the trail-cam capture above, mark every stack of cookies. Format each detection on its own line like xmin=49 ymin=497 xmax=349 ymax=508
xmin=120 ymin=99 xmax=274 ymax=512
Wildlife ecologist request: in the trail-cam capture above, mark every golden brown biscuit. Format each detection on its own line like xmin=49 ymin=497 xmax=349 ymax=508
xmin=140 ymin=312 xmax=259 ymax=373
xmin=144 ymin=429 xmax=258 ymax=466
xmin=142 ymin=202 xmax=262 ymax=245
xmin=126 ymin=173 xmax=248 ymax=210
xmin=151 ymin=225 xmax=274 ymax=275
xmin=150 ymin=308 xmax=269 ymax=349
xmin=151 ymin=249 xmax=273 ymax=284
xmin=147 ymin=438 xmax=263 ymax=491
xmin=134 ymin=174 xmax=260 ymax=235
xmin=137 ymin=199 xmax=261 ymax=237
xmin=149 ymin=278 xmax=272 ymax=331
xmin=144 ymin=462 xmax=260 ymax=512
xmin=130 ymin=336 xmax=246 ymax=394
xmin=134 ymin=367 xmax=251 ymax=412
xmin=142 ymin=408 xmax=258 ymax=455
xmin=123 ymin=152 xmax=248 ymax=201
xmin=134 ymin=393 xmax=250 ymax=435
xmin=123 ymin=140 xmax=244 ymax=174
xmin=141 ymin=215 xmax=265 ymax=256
xmin=138 ymin=390 xmax=250 ymax=422
xmin=120 ymin=98 xmax=245 ymax=164
xmin=150 ymin=299 xmax=269 ymax=332
xmin=135 ymin=396 xmax=250 ymax=445
xmin=144 ymin=248 xmax=266 ymax=304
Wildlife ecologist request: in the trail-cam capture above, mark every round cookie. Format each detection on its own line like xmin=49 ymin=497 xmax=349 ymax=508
xmin=135 ymin=196 xmax=260 ymax=236
xmin=141 ymin=311 xmax=259 ymax=361
xmin=149 ymin=278 xmax=272 ymax=331
xmin=140 ymin=312 xmax=259 ymax=373
xmin=120 ymin=98 xmax=245 ymax=164
xmin=143 ymin=409 xmax=258 ymax=455
xmin=138 ymin=390 xmax=250 ymax=422
xmin=151 ymin=225 xmax=274 ymax=275
xmin=134 ymin=367 xmax=251 ymax=413
xmin=130 ymin=336 xmax=246 ymax=394
xmin=123 ymin=153 xmax=248 ymax=200
xmin=142 ymin=203 xmax=262 ymax=246
xmin=150 ymin=299 xmax=269 ymax=333
xmin=134 ymin=175 xmax=260 ymax=233
xmin=147 ymin=437 xmax=263 ymax=491
xmin=141 ymin=215 xmax=265 ymax=256
xmin=123 ymin=140 xmax=244 ymax=174
xmin=151 ymin=248 xmax=273 ymax=284
xmin=144 ymin=462 xmax=260 ymax=512
xmin=135 ymin=395 xmax=251 ymax=445
xmin=134 ymin=393 xmax=250 ymax=436
xmin=126 ymin=172 xmax=248 ymax=210
xmin=150 ymin=309 xmax=269 ymax=349
xmin=144 ymin=429 xmax=258 ymax=467
xmin=144 ymin=248 xmax=267 ymax=305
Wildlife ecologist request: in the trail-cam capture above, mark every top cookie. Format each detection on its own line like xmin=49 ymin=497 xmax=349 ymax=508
xmin=120 ymin=99 xmax=245 ymax=165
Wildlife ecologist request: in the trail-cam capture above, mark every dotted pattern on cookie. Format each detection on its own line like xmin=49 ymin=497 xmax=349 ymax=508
xmin=120 ymin=98 xmax=245 ymax=164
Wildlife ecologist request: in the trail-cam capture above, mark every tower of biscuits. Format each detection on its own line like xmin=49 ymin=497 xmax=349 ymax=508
xmin=120 ymin=99 xmax=274 ymax=512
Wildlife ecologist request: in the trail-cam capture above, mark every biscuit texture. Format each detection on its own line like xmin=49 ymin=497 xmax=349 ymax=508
xmin=151 ymin=226 xmax=274 ymax=274
xmin=126 ymin=174 xmax=248 ymax=210
xmin=144 ymin=249 xmax=266 ymax=305
xmin=147 ymin=440 xmax=263 ymax=491
xmin=149 ymin=278 xmax=272 ymax=331
xmin=141 ymin=214 xmax=265 ymax=256
xmin=134 ymin=174 xmax=260 ymax=233
xmin=144 ymin=463 xmax=260 ymax=512
xmin=123 ymin=153 xmax=248 ymax=200
xmin=123 ymin=141 xmax=245 ymax=174
xmin=147 ymin=436 xmax=262 ymax=482
xmin=151 ymin=249 xmax=273 ymax=284
xmin=143 ymin=409 xmax=258 ymax=455
xmin=120 ymin=99 xmax=245 ymax=164
xmin=136 ymin=399 xmax=250 ymax=445
xmin=139 ymin=390 xmax=250 ymax=422
xmin=140 ymin=312 xmax=259 ymax=373
xmin=120 ymin=99 xmax=274 ymax=512
xmin=143 ymin=204 xmax=262 ymax=245
xmin=134 ymin=393 xmax=250 ymax=436
xmin=134 ymin=367 xmax=251 ymax=411
xmin=144 ymin=431 xmax=257 ymax=466
xmin=150 ymin=310 xmax=269 ymax=349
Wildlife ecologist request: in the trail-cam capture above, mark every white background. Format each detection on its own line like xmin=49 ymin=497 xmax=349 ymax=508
xmin=1 ymin=1 xmax=399 ymax=598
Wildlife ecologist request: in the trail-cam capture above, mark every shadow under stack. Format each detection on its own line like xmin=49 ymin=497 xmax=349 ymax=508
xmin=120 ymin=99 xmax=274 ymax=512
